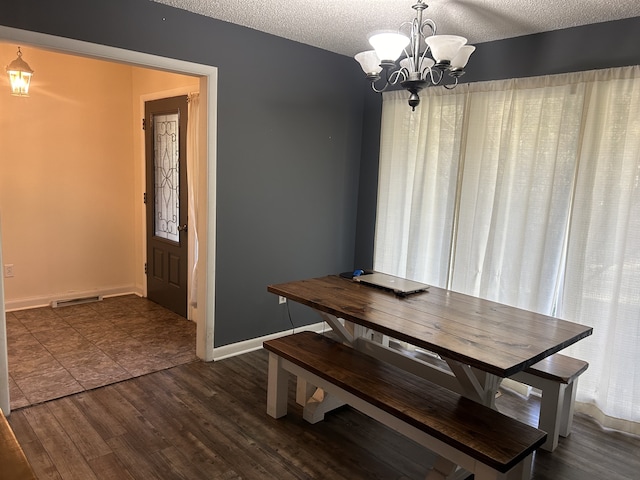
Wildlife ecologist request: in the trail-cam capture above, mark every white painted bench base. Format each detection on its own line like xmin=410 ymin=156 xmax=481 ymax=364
xmin=511 ymin=370 xmax=579 ymax=452
xmin=267 ymin=352 xmax=533 ymax=480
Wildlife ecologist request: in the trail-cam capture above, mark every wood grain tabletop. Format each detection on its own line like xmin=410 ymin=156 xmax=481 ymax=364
xmin=268 ymin=275 xmax=593 ymax=377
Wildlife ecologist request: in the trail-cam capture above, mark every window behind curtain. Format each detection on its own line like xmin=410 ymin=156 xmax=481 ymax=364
xmin=560 ymin=69 xmax=640 ymax=428
xmin=452 ymin=80 xmax=585 ymax=313
xmin=375 ymin=67 xmax=640 ymax=431
xmin=375 ymin=89 xmax=466 ymax=287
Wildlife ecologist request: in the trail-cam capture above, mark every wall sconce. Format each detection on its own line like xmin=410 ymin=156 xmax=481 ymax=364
xmin=6 ymin=47 xmax=34 ymax=96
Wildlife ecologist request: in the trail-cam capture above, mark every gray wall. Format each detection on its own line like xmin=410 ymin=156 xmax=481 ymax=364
xmin=354 ymin=90 xmax=382 ymax=270
xmin=0 ymin=0 xmax=366 ymax=346
xmin=354 ymin=16 xmax=640 ymax=273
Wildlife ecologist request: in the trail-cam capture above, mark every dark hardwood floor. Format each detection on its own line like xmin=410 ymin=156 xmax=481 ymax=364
xmin=7 ymin=347 xmax=640 ymax=479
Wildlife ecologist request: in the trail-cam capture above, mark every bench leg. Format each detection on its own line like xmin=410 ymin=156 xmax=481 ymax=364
xmin=538 ymin=380 xmax=564 ymax=452
xmin=559 ymin=379 xmax=578 ymax=437
xmin=295 ymin=379 xmax=346 ymax=424
xmin=473 ymin=453 xmax=532 ymax=480
xmin=504 ymin=453 xmax=533 ymax=480
xmin=302 ymin=389 xmax=345 ymax=424
xmin=425 ymin=457 xmax=458 ymax=480
xmin=266 ymin=353 xmax=289 ymax=418
xmin=296 ymin=378 xmax=316 ymax=406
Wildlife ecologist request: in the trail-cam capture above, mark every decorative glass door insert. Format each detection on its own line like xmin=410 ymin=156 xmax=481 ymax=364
xmin=154 ymin=112 xmax=180 ymax=242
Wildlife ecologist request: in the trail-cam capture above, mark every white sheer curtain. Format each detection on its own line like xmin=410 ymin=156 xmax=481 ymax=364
xmin=560 ymin=68 xmax=640 ymax=432
xmin=375 ymin=66 xmax=640 ymax=433
xmin=187 ymin=92 xmax=200 ymax=316
xmin=452 ymin=76 xmax=585 ymax=313
xmin=375 ymin=88 xmax=466 ymax=287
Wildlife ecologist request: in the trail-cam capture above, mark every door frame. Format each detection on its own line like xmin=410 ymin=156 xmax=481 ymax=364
xmin=0 ymin=26 xmax=218 ymax=413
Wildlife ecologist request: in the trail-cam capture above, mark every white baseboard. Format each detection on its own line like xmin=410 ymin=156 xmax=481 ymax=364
xmin=3 ymin=285 xmax=142 ymax=312
xmin=501 ymin=377 xmax=533 ymax=397
xmin=212 ymin=322 xmax=332 ymax=361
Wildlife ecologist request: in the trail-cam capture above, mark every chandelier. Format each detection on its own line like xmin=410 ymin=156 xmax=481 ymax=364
xmin=6 ymin=47 xmax=34 ymax=97
xmin=354 ymin=0 xmax=474 ymax=110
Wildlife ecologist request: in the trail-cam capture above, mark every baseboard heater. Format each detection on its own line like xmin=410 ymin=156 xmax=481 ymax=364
xmin=51 ymin=295 xmax=103 ymax=308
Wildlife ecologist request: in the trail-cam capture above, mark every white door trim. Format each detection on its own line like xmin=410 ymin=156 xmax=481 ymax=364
xmin=0 ymin=217 xmax=9 ymax=415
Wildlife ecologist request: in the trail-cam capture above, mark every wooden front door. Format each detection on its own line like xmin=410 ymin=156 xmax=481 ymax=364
xmin=144 ymin=95 xmax=189 ymax=317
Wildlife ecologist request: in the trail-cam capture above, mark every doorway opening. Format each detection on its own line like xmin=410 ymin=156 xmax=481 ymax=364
xmin=0 ymin=26 xmax=217 ymax=414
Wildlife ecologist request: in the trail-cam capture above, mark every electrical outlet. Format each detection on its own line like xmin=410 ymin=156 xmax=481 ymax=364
xmin=279 ymin=296 xmax=287 ymax=305
xmin=4 ymin=264 xmax=14 ymax=278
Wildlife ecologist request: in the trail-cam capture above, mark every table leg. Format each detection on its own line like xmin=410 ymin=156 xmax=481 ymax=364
xmin=317 ymin=312 xmax=354 ymax=343
xmin=445 ymin=360 xmax=501 ymax=408
xmin=317 ymin=312 xmax=502 ymax=412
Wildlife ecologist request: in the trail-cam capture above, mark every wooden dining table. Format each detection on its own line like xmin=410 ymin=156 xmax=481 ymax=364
xmin=268 ymin=275 xmax=593 ymax=412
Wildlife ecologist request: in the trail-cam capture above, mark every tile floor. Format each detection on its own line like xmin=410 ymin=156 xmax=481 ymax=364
xmin=6 ymin=295 xmax=196 ymax=410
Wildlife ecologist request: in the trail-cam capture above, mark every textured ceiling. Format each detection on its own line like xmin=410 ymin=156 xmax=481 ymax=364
xmin=151 ymin=0 xmax=640 ymax=57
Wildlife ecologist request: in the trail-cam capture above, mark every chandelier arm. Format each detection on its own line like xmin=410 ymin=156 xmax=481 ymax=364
xmin=443 ymin=76 xmax=460 ymax=90
xmin=426 ymin=66 xmax=444 ymax=85
xmin=369 ymin=66 xmax=390 ymax=93
xmin=370 ymin=65 xmax=407 ymax=93
xmin=420 ymin=48 xmax=430 ymax=68
xmin=399 ymin=20 xmax=414 ymax=32
xmin=371 ymin=80 xmax=389 ymax=94
xmin=388 ymin=69 xmax=406 ymax=85
xmin=398 ymin=20 xmax=416 ymax=64
xmin=421 ymin=19 xmax=437 ymax=37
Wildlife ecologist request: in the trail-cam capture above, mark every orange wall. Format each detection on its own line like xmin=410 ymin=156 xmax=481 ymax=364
xmin=0 ymin=44 xmax=197 ymax=309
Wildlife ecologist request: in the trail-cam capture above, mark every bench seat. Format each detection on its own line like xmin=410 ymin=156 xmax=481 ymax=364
xmin=264 ymin=331 xmax=546 ymax=480
xmin=524 ymin=354 xmax=588 ymax=383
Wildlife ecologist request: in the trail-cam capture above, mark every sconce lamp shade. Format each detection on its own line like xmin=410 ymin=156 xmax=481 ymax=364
xmin=6 ymin=47 xmax=34 ymax=97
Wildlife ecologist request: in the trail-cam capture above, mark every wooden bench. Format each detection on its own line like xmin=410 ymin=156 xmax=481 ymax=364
xmin=512 ymin=353 xmax=588 ymax=452
xmin=1 ymin=410 xmax=37 ymax=480
xmin=386 ymin=338 xmax=588 ymax=453
xmin=264 ymin=331 xmax=546 ymax=480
